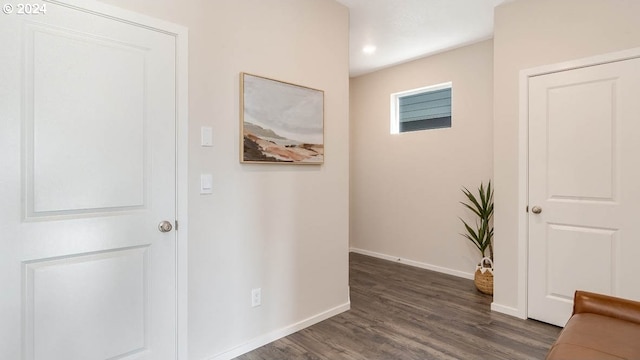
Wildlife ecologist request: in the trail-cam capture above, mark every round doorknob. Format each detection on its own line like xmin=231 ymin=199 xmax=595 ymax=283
xmin=531 ymin=206 xmax=542 ymax=214
xmin=158 ymin=220 xmax=173 ymax=233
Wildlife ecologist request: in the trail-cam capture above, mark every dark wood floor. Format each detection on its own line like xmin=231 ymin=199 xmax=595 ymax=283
xmin=237 ymin=253 xmax=561 ymax=359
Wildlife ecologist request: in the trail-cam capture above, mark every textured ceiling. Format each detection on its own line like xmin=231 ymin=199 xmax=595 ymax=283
xmin=335 ymin=0 xmax=506 ymax=77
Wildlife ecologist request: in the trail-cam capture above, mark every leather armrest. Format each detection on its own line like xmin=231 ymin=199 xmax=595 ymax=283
xmin=573 ymin=290 xmax=640 ymax=325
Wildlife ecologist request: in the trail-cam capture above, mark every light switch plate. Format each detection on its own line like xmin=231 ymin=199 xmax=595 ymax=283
xmin=200 ymin=174 xmax=213 ymax=194
xmin=201 ymin=127 xmax=213 ymax=147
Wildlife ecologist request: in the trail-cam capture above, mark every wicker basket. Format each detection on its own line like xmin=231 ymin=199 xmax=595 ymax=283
xmin=474 ymin=257 xmax=494 ymax=295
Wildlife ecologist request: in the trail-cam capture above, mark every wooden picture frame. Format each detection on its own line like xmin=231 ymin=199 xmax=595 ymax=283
xmin=240 ymin=73 xmax=324 ymax=164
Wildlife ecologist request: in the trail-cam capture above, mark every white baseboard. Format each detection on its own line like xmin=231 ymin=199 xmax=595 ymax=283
xmin=350 ymin=247 xmax=474 ymax=280
xmin=491 ymin=302 xmax=526 ymax=319
xmin=208 ymin=301 xmax=351 ymax=360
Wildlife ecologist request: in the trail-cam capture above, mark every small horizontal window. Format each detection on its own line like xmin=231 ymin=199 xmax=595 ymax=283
xmin=390 ymin=82 xmax=452 ymax=134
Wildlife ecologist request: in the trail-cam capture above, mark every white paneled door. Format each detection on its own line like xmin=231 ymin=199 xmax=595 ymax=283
xmin=0 ymin=2 xmax=178 ymax=359
xmin=528 ymin=57 xmax=640 ymax=327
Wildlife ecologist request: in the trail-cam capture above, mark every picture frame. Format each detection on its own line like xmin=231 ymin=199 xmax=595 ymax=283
xmin=240 ymin=72 xmax=324 ymax=164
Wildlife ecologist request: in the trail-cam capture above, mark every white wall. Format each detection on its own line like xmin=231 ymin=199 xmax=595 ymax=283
xmin=493 ymin=0 xmax=640 ymax=314
xmin=350 ymin=40 xmax=494 ymax=277
xmin=98 ymin=0 xmax=350 ymax=358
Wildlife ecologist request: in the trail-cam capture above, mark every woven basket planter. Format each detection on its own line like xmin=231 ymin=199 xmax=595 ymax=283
xmin=474 ymin=257 xmax=494 ymax=295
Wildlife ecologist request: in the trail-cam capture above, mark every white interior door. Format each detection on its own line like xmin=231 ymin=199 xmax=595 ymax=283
xmin=528 ymin=57 xmax=640 ymax=327
xmin=0 ymin=2 xmax=178 ymax=359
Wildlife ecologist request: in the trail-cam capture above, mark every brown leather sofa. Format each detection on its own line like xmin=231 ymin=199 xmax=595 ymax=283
xmin=546 ymin=290 xmax=640 ymax=359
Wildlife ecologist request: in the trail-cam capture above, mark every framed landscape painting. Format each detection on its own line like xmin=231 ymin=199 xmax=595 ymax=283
xmin=240 ymin=73 xmax=324 ymax=164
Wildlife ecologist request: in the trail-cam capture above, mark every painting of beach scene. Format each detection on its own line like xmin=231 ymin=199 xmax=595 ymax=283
xmin=240 ymin=73 xmax=324 ymax=164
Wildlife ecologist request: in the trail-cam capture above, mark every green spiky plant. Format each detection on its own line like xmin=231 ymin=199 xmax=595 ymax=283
xmin=460 ymin=181 xmax=494 ymax=265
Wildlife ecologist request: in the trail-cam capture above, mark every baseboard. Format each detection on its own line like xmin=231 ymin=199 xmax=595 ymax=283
xmin=350 ymin=247 xmax=474 ymax=280
xmin=491 ymin=302 xmax=526 ymax=319
xmin=208 ymin=301 xmax=351 ymax=360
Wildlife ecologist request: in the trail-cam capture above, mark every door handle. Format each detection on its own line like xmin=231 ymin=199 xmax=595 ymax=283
xmin=531 ymin=206 xmax=542 ymax=214
xmin=158 ymin=220 xmax=173 ymax=233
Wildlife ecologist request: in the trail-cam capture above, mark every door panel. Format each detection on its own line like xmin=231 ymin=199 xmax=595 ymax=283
xmin=26 ymin=247 xmax=148 ymax=360
xmin=528 ymin=57 xmax=640 ymax=326
xmin=0 ymin=2 xmax=177 ymax=359
xmin=28 ymin=23 xmax=147 ymax=215
xmin=546 ymin=225 xmax=615 ymax=298
xmin=546 ymin=79 xmax=615 ymax=201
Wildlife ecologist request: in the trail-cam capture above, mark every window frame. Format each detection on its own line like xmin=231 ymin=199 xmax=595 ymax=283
xmin=390 ymin=81 xmax=453 ymax=134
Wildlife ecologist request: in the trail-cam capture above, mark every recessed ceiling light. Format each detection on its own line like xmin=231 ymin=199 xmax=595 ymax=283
xmin=362 ymin=45 xmax=376 ymax=54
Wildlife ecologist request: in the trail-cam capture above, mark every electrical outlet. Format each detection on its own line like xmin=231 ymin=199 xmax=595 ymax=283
xmin=251 ymin=288 xmax=261 ymax=307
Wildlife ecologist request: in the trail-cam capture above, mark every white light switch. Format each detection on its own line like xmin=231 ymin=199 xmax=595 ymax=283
xmin=201 ymin=127 xmax=213 ymax=147
xmin=200 ymin=174 xmax=213 ymax=194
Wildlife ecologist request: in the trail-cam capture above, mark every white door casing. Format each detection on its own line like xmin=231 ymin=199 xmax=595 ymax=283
xmin=526 ymin=56 xmax=640 ymax=326
xmin=0 ymin=1 xmax=188 ymax=359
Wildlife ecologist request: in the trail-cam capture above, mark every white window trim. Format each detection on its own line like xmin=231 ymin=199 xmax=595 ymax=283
xmin=390 ymin=81 xmax=452 ymax=134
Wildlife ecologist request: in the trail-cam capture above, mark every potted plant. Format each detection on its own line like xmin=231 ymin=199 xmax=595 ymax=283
xmin=460 ymin=181 xmax=494 ymax=295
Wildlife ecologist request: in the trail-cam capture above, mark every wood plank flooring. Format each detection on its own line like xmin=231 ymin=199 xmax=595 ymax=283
xmin=237 ymin=253 xmax=561 ymax=359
